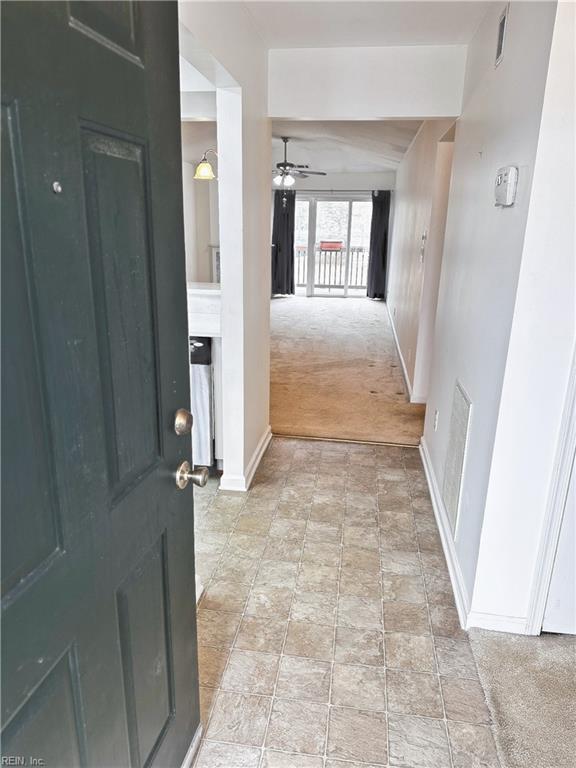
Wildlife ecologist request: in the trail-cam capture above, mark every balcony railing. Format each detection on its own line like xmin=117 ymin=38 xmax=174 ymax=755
xmin=295 ymin=245 xmax=307 ymax=287
xmin=295 ymin=245 xmax=369 ymax=290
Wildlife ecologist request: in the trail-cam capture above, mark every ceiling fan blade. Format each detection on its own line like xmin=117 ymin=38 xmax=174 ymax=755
xmin=295 ymin=170 xmax=327 ymax=176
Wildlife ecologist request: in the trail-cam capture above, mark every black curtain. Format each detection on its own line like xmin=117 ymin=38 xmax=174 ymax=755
xmin=367 ymin=190 xmax=391 ymax=299
xmin=271 ymin=190 xmax=296 ymax=295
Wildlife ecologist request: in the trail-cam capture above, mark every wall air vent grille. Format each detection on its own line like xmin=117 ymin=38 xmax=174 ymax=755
xmin=442 ymin=381 xmax=472 ymax=535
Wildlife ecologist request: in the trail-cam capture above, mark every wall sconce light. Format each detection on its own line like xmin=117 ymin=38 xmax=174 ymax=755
xmin=194 ymin=149 xmax=218 ymax=180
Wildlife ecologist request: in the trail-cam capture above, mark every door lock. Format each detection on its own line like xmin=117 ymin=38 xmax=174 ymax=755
xmin=175 ymin=461 xmax=208 ymax=489
xmin=174 ymin=408 xmax=193 ymax=435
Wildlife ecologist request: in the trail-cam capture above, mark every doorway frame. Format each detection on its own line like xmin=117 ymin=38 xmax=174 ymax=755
xmin=526 ymin=343 xmax=576 ymax=634
xmin=179 ymin=21 xmax=258 ymax=491
xmin=296 ymin=190 xmax=372 ymax=298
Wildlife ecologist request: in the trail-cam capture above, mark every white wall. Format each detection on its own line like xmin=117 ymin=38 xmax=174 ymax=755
xmin=180 ymin=120 xmax=217 ymax=165
xmin=182 ymin=162 xmax=199 ymax=281
xmin=181 ymin=92 xmax=217 ymax=120
xmin=291 ymin=171 xmax=396 ymax=192
xmin=179 ymin=2 xmax=272 ymax=489
xmin=413 ymin=138 xmax=454 ymax=402
xmin=269 ymin=46 xmax=466 ymax=119
xmin=181 ymin=122 xmax=218 ymax=283
xmin=387 ymin=119 xmax=454 ymax=399
xmin=469 ymin=1 xmax=575 ymax=630
xmin=422 ymin=1 xmax=558 ymax=615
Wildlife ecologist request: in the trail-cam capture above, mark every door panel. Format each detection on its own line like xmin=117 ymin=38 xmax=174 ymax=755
xmin=117 ymin=534 xmax=174 ymax=767
xmin=82 ymin=128 xmax=161 ymax=493
xmin=1 ymin=103 xmax=62 ymax=598
xmin=68 ymin=0 xmax=140 ymax=62
xmin=1 ymin=3 xmax=199 ymax=766
xmin=2 ymin=650 xmax=87 ymax=767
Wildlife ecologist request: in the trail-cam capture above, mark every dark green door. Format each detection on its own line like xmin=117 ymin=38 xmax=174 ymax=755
xmin=1 ymin=2 xmax=200 ymax=766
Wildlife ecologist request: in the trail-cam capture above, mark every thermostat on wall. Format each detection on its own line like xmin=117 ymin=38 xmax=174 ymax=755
xmin=494 ymin=165 xmax=518 ymax=207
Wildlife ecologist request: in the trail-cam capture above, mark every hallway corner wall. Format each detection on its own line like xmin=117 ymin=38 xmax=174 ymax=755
xmin=411 ymin=139 xmax=454 ymax=401
xmin=469 ymin=0 xmax=575 ymax=630
xmin=386 ymin=118 xmax=454 ymax=401
xmin=178 ymin=2 xmax=272 ymax=490
xmin=422 ymin=1 xmax=559 ymax=628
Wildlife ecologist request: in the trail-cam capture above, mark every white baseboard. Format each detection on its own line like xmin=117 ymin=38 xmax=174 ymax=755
xmin=386 ymin=304 xmax=414 ymax=401
xmin=526 ymin=345 xmax=576 ymax=635
xmin=180 ymin=723 xmax=203 ymax=768
xmin=219 ymin=425 xmax=272 ymax=492
xmin=419 ymin=439 xmax=471 ymax=627
xmin=466 ymin=611 xmax=528 ymax=634
xmin=244 ymin=425 xmax=273 ymax=488
xmin=420 ymin=439 xmax=534 ymax=636
xmin=218 ymin=475 xmax=250 ymax=492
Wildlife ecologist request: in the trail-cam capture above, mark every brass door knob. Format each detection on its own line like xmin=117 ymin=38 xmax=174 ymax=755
xmin=175 ymin=460 xmax=208 ymax=489
xmin=174 ymin=408 xmax=193 ymax=436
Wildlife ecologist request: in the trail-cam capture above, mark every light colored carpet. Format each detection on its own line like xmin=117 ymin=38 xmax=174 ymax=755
xmin=270 ymin=296 xmax=425 ymax=445
xmin=469 ymin=628 xmax=576 ymax=768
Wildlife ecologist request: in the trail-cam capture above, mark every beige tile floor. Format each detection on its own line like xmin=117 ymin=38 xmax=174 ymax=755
xmin=193 ymin=438 xmax=499 ymax=768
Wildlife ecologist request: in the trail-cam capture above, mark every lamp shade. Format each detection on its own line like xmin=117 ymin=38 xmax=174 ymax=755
xmin=283 ymin=174 xmax=295 ymax=187
xmin=194 ymin=159 xmax=216 ymax=180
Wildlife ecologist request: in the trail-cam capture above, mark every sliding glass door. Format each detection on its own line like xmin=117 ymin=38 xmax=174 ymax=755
xmin=315 ymin=200 xmax=349 ymax=295
xmin=294 ymin=194 xmax=372 ymax=297
xmin=294 ymin=198 xmax=310 ymax=290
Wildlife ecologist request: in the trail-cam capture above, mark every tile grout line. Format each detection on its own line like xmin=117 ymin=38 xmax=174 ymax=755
xmin=195 ymin=488 xmax=251 ymax=756
xmin=406 ymin=449 xmax=456 ymax=768
xmin=200 ymin=738 xmax=384 ymax=766
xmin=327 ymin=448 xmax=396 ymax=767
xmin=322 ymin=457 xmax=348 ymax=768
xmin=258 ymin=447 xmax=320 ymax=768
xmin=245 ymin=452 xmax=304 ymax=766
xmin=196 ymin=442 xmax=495 ymax=767
xmin=196 ymin=683 xmax=496 ymax=723
xmin=196 ymin=464 xmax=286 ymax=762
xmin=378 ymin=472 xmax=391 ymax=768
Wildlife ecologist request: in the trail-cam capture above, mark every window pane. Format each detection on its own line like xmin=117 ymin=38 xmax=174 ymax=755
xmin=315 ymin=201 xmax=349 ymax=244
xmin=314 ymin=201 xmax=348 ymax=292
xmin=350 ymin=201 xmax=372 ymax=248
xmin=295 ymin=199 xmax=309 ymax=246
xmin=349 ymin=201 xmax=372 ymax=292
xmin=294 ymin=199 xmax=309 ymax=288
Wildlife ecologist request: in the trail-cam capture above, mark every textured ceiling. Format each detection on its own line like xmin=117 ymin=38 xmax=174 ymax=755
xmin=272 ymin=120 xmax=422 ymax=172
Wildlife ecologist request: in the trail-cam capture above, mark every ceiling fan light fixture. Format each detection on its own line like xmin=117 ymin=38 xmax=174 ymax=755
xmin=272 ymin=137 xmax=326 ymax=190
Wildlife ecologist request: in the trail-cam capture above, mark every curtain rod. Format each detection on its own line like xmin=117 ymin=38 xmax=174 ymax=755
xmin=294 ymin=189 xmax=391 ymax=195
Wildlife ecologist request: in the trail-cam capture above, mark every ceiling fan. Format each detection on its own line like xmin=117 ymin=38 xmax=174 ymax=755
xmin=273 ymin=136 xmax=327 ymax=188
